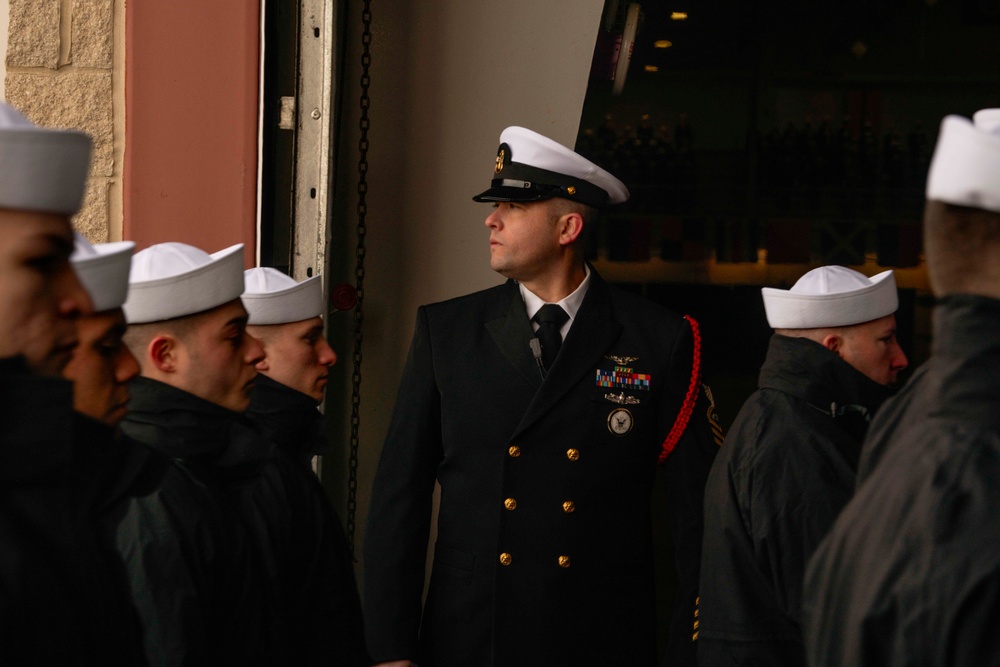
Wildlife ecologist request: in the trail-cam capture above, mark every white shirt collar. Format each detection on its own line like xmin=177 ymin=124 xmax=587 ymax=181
xmin=520 ymin=265 xmax=591 ymax=339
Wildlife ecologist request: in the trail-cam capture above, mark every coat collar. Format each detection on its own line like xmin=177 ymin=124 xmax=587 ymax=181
xmin=485 ymin=270 xmax=622 ymax=439
xmin=246 ymin=374 xmax=328 ymax=459
xmin=929 ymin=294 xmax=1000 ymax=427
xmin=0 ymin=357 xmax=77 ymax=485
xmin=759 ymin=334 xmax=892 ymax=423
xmin=122 ymin=376 xmax=274 ymax=471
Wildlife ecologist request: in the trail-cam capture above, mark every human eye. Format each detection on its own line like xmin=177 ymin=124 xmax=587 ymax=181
xmin=98 ymin=340 xmax=121 ymax=359
xmin=226 ymin=329 xmax=244 ymax=347
xmin=27 ymin=250 xmax=68 ymax=277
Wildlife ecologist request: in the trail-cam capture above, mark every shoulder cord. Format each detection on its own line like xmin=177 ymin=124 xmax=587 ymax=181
xmin=658 ymin=314 xmax=702 ymax=464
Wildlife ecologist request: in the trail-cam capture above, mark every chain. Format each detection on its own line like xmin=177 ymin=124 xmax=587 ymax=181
xmin=347 ymin=0 xmax=372 ymax=555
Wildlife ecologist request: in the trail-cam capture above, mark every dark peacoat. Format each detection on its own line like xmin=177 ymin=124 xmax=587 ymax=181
xmin=0 ymin=357 xmax=146 ymax=665
xmin=121 ymin=376 xmax=280 ymax=664
xmin=246 ymin=374 xmax=370 ymax=666
xmin=363 ymin=271 xmax=719 ymax=667
xmin=698 ymin=335 xmax=890 ymax=667
xmin=803 ymin=295 xmax=1000 ymax=666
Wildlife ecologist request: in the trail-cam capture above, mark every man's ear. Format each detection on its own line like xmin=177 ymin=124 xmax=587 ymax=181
xmin=821 ymin=333 xmax=842 ymax=354
xmin=149 ymin=335 xmax=180 ymax=373
xmin=558 ymin=211 xmax=584 ymax=246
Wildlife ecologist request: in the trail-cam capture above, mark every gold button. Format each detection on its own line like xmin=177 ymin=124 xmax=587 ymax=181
xmin=695 ymin=596 xmax=700 ymax=605
xmin=499 ymin=552 xmax=512 ymax=566
xmin=562 ymin=500 xmax=575 ymax=513
xmin=566 ymin=448 xmax=580 ymax=461
xmin=558 ymin=555 xmax=571 ymax=568
xmin=508 ymin=445 xmax=521 ymax=458
xmin=694 ymin=609 xmax=699 ymax=618
xmin=692 ymin=631 xmax=699 ymax=641
xmin=693 ymin=619 xmax=700 ymax=630
xmin=504 ymin=497 xmax=517 ymax=510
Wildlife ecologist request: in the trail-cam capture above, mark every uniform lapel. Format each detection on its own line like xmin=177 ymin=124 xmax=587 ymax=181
xmin=485 ymin=281 xmax=543 ymax=389
xmin=511 ymin=272 xmax=621 ymax=438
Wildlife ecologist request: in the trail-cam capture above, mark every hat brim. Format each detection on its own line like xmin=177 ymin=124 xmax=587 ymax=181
xmin=472 ymin=185 xmax=558 ymax=204
xmin=762 ymin=269 xmax=898 ymax=329
xmin=72 ymin=240 xmax=135 ymax=312
xmin=124 ymin=243 xmax=246 ymax=324
xmin=926 ymin=115 xmax=1000 ymax=214
xmin=243 ymin=274 xmax=325 ymax=325
xmin=0 ymin=128 xmax=92 ymax=215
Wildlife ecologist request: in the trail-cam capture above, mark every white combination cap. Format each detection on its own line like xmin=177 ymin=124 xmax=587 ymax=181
xmin=762 ymin=266 xmax=898 ymax=329
xmin=123 ymin=242 xmax=245 ymax=324
xmin=0 ymin=101 xmax=92 ymax=215
xmin=70 ymin=234 xmax=135 ymax=313
xmin=473 ymin=126 xmax=629 ymax=208
xmin=242 ymin=268 xmax=324 ymax=325
xmin=972 ymin=108 xmax=1000 ymax=133
xmin=926 ymin=114 xmax=1000 ymax=214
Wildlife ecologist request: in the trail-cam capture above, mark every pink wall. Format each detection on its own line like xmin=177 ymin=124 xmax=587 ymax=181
xmin=124 ymin=1 xmax=260 ymax=264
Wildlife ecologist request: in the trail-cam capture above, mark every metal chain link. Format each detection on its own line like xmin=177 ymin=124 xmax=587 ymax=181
xmin=347 ymin=0 xmax=372 ymax=555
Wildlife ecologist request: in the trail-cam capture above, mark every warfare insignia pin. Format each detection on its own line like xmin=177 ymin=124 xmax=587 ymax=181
xmin=495 ymin=148 xmax=505 ymax=174
xmin=606 ymin=355 xmax=638 ymax=365
xmin=608 ymin=408 xmax=634 ymax=435
xmin=605 ymin=392 xmax=640 ymax=406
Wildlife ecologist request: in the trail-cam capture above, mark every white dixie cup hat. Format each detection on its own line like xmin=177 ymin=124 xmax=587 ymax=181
xmin=761 ymin=265 xmax=898 ymax=329
xmin=242 ymin=267 xmax=325 ymax=325
xmin=70 ymin=233 xmax=136 ymax=313
xmin=123 ymin=242 xmax=246 ymax=324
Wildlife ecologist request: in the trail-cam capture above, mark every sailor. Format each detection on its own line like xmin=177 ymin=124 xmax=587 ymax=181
xmin=698 ymin=265 xmax=907 ymax=666
xmin=242 ymin=266 xmax=369 ymax=666
xmin=65 ymin=235 xmax=138 ymax=426
xmin=120 ymin=241 xmax=277 ymax=663
xmin=803 ymin=112 xmax=1000 ymax=666
xmin=0 ymin=100 xmax=145 ymax=664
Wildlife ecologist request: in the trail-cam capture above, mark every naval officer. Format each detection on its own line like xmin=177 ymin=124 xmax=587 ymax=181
xmin=364 ymin=126 xmax=721 ymax=667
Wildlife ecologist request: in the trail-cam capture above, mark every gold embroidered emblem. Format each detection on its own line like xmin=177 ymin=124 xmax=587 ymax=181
xmin=495 ymin=149 xmax=505 ymax=174
xmin=606 ymin=355 xmax=638 ymax=365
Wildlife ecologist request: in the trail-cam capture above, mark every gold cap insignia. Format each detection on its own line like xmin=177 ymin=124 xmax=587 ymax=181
xmin=495 ymin=148 xmax=505 ymax=174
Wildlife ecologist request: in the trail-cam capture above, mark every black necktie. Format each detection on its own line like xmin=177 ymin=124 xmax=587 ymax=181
xmin=534 ymin=304 xmax=569 ymax=370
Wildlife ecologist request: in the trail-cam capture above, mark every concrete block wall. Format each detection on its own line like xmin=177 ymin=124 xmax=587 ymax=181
xmin=4 ymin=0 xmax=121 ymax=242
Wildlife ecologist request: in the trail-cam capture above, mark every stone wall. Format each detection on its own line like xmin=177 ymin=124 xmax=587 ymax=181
xmin=4 ymin=0 xmax=119 ymax=242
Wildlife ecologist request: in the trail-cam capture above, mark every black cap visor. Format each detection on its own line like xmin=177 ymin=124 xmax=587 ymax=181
xmin=472 ymin=162 xmax=610 ymax=208
xmin=473 ymin=180 xmax=564 ymax=204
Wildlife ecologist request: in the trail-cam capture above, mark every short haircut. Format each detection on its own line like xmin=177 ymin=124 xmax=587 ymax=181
xmin=122 ymin=314 xmax=198 ymax=357
xmin=548 ymin=197 xmax=602 ymax=244
xmin=925 ymin=200 xmax=1000 ymax=294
